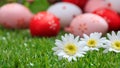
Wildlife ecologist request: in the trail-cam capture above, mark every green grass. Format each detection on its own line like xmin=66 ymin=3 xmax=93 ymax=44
xmin=0 ymin=27 xmax=120 ymax=68
xmin=0 ymin=0 xmax=120 ymax=68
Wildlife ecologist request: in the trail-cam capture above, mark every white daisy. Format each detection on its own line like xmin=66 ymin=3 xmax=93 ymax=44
xmin=80 ymin=32 xmax=106 ymax=51
xmin=103 ymin=31 xmax=120 ymax=53
xmin=52 ymin=33 xmax=86 ymax=62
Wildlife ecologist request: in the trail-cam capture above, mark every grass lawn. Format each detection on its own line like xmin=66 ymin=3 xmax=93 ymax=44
xmin=0 ymin=0 xmax=120 ymax=68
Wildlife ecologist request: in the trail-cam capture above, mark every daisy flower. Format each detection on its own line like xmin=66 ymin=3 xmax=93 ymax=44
xmin=52 ymin=33 xmax=86 ymax=62
xmin=103 ymin=31 xmax=120 ymax=53
xmin=80 ymin=32 xmax=106 ymax=51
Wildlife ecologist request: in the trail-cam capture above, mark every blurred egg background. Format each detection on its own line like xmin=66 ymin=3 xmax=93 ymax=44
xmin=0 ymin=0 xmax=120 ymax=37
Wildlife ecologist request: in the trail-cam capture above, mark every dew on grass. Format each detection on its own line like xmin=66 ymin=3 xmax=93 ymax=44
xmin=29 ymin=62 xmax=34 ymax=66
xmin=2 ymin=37 xmax=6 ymax=40
xmin=24 ymin=43 xmax=28 ymax=47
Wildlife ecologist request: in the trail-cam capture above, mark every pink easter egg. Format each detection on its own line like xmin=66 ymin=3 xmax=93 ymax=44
xmin=0 ymin=3 xmax=33 ymax=29
xmin=84 ymin=0 xmax=108 ymax=13
xmin=65 ymin=13 xmax=108 ymax=37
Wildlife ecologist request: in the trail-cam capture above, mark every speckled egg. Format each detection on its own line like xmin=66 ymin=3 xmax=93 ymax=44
xmin=105 ymin=0 xmax=120 ymax=13
xmin=47 ymin=2 xmax=82 ymax=28
xmin=30 ymin=12 xmax=60 ymax=37
xmin=65 ymin=13 xmax=108 ymax=37
xmin=84 ymin=0 xmax=108 ymax=13
xmin=0 ymin=3 xmax=33 ymax=29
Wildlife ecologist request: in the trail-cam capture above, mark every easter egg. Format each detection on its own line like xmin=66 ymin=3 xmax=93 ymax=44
xmin=65 ymin=13 xmax=108 ymax=37
xmin=47 ymin=2 xmax=82 ymax=28
xmin=93 ymin=8 xmax=120 ymax=31
xmin=30 ymin=12 xmax=60 ymax=37
xmin=0 ymin=3 xmax=33 ymax=29
xmin=84 ymin=0 xmax=108 ymax=13
xmin=62 ymin=0 xmax=88 ymax=9
xmin=105 ymin=0 xmax=120 ymax=13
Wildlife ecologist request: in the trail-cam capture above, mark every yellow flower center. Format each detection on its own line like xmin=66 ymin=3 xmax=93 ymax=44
xmin=112 ymin=40 xmax=120 ymax=50
xmin=87 ymin=39 xmax=97 ymax=47
xmin=64 ymin=43 xmax=77 ymax=55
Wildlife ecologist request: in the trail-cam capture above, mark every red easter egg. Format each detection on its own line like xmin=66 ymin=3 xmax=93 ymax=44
xmin=93 ymin=8 xmax=120 ymax=31
xmin=30 ymin=12 xmax=60 ymax=37
xmin=62 ymin=0 xmax=88 ymax=9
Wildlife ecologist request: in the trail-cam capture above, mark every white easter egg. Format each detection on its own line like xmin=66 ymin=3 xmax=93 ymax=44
xmin=47 ymin=2 xmax=82 ymax=28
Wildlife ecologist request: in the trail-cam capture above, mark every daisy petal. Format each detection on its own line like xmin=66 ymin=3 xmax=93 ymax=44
xmin=68 ymin=57 xmax=72 ymax=62
xmin=73 ymin=57 xmax=77 ymax=61
xmin=83 ymin=34 xmax=89 ymax=39
xmin=117 ymin=31 xmax=120 ymax=39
